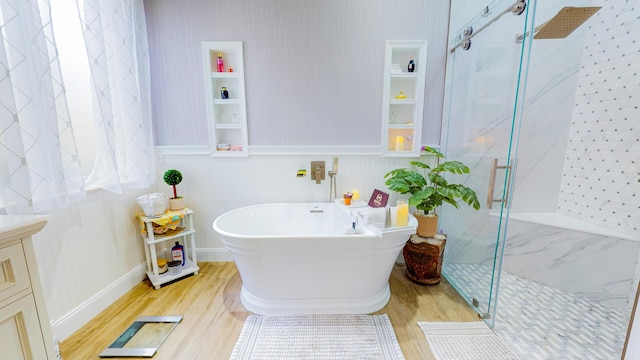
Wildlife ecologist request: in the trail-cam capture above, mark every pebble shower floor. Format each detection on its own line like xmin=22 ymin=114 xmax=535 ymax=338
xmin=444 ymin=264 xmax=629 ymax=360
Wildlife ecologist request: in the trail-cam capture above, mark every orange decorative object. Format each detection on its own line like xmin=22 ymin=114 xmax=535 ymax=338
xmin=228 ymin=66 xmax=234 ymax=73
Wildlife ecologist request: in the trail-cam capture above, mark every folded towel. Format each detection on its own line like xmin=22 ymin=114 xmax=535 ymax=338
xmin=137 ymin=208 xmax=190 ymax=235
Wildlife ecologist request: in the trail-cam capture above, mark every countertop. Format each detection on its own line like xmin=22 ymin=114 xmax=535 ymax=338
xmin=0 ymin=215 xmax=49 ymax=245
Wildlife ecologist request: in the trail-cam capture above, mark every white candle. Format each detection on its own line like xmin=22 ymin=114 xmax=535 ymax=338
xmin=395 ymin=136 xmax=404 ymax=151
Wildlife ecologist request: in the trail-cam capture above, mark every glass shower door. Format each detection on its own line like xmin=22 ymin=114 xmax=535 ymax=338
xmin=439 ymin=0 xmax=534 ymax=325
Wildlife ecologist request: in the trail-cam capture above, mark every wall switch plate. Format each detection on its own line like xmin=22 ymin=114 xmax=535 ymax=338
xmin=310 ymin=161 xmax=325 ymax=183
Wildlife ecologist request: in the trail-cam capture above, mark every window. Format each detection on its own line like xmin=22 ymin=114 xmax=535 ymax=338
xmin=51 ymin=0 xmax=96 ymax=177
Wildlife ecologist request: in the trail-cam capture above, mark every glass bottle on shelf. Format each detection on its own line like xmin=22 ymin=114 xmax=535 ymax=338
xmin=220 ymin=87 xmax=229 ymax=99
xmin=217 ymin=52 xmax=224 ymax=72
xmin=408 ymin=57 xmax=415 ymax=72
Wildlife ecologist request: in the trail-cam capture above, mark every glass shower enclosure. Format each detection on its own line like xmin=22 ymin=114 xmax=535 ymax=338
xmin=439 ymin=0 xmax=534 ymax=325
xmin=440 ymin=0 xmax=639 ymax=358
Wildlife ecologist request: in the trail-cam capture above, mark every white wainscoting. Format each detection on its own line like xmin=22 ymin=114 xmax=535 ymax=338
xmin=34 ymin=149 xmax=424 ymax=341
xmin=156 ymin=150 xmax=426 ymax=252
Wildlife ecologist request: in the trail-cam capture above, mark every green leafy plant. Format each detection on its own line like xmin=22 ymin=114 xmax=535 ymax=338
xmin=163 ymin=169 xmax=183 ymax=199
xmin=384 ymin=146 xmax=480 ymax=214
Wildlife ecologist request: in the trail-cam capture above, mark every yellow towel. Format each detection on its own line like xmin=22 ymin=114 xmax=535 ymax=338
xmin=137 ymin=208 xmax=190 ymax=235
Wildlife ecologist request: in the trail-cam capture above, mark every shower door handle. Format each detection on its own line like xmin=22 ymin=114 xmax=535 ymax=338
xmin=486 ymin=158 xmax=513 ymax=209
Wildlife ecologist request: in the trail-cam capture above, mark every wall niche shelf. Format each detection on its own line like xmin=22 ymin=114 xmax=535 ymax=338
xmin=202 ymin=41 xmax=248 ymax=156
xmin=382 ymin=40 xmax=428 ymax=157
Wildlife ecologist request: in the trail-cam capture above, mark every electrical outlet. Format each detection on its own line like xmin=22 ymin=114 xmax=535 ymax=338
xmin=156 ymin=153 xmax=164 ymax=166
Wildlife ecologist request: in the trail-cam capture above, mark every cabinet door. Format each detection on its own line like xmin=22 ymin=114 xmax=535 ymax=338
xmin=0 ymin=295 xmax=48 ymax=360
xmin=0 ymin=243 xmax=31 ymax=304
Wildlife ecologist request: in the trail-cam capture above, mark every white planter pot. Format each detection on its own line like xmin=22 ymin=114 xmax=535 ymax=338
xmin=169 ymin=197 xmax=185 ymax=211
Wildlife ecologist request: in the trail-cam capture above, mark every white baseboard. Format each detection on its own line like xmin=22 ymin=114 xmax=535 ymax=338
xmin=196 ymin=247 xmax=233 ymax=262
xmin=50 ymin=263 xmax=147 ymax=341
xmin=50 ymin=249 xmax=232 ymax=341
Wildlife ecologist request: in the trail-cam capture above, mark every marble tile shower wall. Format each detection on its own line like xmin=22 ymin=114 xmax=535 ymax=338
xmin=556 ymin=0 xmax=640 ymax=236
xmin=502 ymin=219 xmax=640 ymax=313
xmin=444 ymin=215 xmax=640 ymax=313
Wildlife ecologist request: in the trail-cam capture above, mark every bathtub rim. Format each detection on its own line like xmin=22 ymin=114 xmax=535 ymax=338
xmin=213 ymin=202 xmax=417 ymax=239
xmin=212 ymin=203 xmax=348 ymax=239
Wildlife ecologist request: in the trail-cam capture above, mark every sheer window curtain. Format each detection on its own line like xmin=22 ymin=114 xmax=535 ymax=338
xmin=79 ymin=0 xmax=155 ymax=193
xmin=0 ymin=0 xmax=85 ymax=214
xmin=0 ymin=0 xmax=155 ymax=214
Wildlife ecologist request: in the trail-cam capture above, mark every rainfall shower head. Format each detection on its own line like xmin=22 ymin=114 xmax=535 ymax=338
xmin=516 ymin=6 xmax=601 ymax=42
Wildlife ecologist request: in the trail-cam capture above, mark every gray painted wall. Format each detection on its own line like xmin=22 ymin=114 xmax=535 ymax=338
xmin=144 ymin=0 xmax=450 ymax=147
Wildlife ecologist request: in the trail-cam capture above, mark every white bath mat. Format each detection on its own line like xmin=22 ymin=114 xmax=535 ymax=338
xmin=418 ymin=322 xmax=519 ymax=360
xmin=230 ymin=314 xmax=405 ymax=360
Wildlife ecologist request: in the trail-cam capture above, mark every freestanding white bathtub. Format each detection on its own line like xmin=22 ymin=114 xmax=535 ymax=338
xmin=213 ymin=203 xmax=417 ymax=315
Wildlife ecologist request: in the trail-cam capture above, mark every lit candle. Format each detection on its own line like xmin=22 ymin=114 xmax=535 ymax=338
xmin=396 ymin=199 xmax=409 ymax=226
xmin=352 ymin=190 xmax=360 ymax=200
xmin=395 ymin=136 xmax=404 ymax=151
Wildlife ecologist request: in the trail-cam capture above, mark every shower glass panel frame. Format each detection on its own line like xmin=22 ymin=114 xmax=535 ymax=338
xmin=439 ymin=0 xmax=536 ymax=326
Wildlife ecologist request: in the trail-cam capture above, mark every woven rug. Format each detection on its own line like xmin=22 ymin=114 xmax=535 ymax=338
xmin=418 ymin=322 xmax=519 ymax=360
xmin=230 ymin=314 xmax=405 ymax=360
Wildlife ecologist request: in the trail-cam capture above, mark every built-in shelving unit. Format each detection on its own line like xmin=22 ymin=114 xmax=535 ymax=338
xmin=202 ymin=41 xmax=248 ymax=156
xmin=382 ymin=40 xmax=428 ymax=156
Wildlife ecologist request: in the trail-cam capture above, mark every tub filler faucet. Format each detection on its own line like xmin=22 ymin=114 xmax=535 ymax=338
xmin=351 ymin=211 xmax=368 ymax=232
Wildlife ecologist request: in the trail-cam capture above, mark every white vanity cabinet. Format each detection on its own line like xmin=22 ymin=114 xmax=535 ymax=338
xmin=0 ymin=216 xmax=55 ymax=359
xmin=382 ymin=40 xmax=428 ymax=156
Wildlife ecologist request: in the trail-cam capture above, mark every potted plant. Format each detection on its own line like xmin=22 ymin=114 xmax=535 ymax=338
xmin=164 ymin=169 xmax=185 ymax=210
xmin=384 ymin=146 xmax=480 ymax=238
xmin=343 ymin=192 xmax=353 ymax=205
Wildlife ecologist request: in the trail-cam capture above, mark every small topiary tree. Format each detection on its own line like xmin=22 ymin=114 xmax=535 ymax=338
xmin=163 ymin=169 xmax=183 ymax=199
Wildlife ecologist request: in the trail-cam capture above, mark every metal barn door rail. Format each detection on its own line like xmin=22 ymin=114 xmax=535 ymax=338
xmin=450 ymin=0 xmax=527 ymax=53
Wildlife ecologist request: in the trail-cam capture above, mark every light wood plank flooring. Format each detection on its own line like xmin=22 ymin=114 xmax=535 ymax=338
xmin=60 ymin=262 xmax=479 ymax=359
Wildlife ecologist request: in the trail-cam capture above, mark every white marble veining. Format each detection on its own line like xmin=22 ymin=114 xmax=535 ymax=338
xmin=502 ymin=218 xmax=640 ymax=312
xmin=442 ymin=210 xmax=640 ymax=313
xmin=507 ymin=212 xmax=639 ymax=241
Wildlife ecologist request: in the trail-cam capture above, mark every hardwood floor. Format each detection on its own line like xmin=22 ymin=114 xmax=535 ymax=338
xmin=60 ymin=262 xmax=479 ymax=359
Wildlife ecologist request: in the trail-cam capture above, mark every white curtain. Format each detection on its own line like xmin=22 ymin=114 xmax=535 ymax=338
xmin=79 ymin=0 xmax=154 ymax=193
xmin=0 ymin=0 xmax=85 ymax=214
